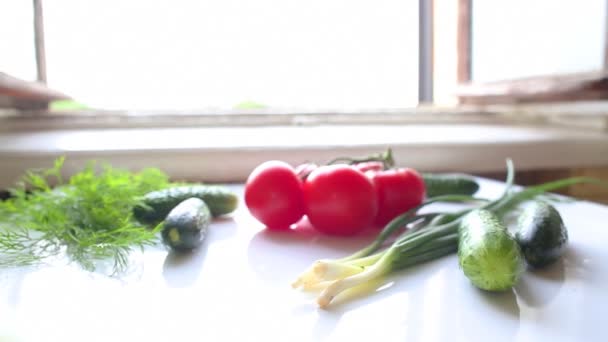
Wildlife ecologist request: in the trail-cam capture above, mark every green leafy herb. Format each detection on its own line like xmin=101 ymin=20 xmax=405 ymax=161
xmin=0 ymin=157 xmax=174 ymax=275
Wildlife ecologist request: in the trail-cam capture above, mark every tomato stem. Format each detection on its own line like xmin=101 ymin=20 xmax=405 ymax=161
xmin=326 ymin=148 xmax=395 ymax=169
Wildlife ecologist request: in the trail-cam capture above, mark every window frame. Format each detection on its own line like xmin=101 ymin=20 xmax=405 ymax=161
xmin=0 ymin=0 xmax=605 ymax=131
xmin=33 ymin=0 xmax=46 ymax=84
xmin=9 ymin=0 xmax=608 ymax=111
xmin=455 ymin=0 xmax=608 ymax=105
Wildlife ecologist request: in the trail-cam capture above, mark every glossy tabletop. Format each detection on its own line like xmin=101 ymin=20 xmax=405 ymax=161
xmin=1 ymin=179 xmax=607 ymax=342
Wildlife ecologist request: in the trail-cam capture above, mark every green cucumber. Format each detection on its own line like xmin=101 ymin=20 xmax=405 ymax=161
xmin=134 ymin=185 xmax=238 ymax=224
xmin=515 ymin=201 xmax=568 ymax=268
xmin=458 ymin=209 xmax=524 ymax=291
xmin=161 ymin=197 xmax=211 ymax=251
xmin=423 ymin=173 xmax=480 ymax=198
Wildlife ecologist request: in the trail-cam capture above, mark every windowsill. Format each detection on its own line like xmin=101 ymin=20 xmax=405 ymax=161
xmin=2 ymin=122 xmax=608 ymax=188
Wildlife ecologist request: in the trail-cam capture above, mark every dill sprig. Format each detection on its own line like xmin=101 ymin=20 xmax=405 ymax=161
xmin=0 ymin=157 xmax=173 ymax=275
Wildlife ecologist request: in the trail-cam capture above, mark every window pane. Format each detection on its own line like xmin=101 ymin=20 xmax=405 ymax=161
xmin=0 ymin=1 xmax=36 ymax=81
xmin=44 ymin=0 xmax=418 ymax=110
xmin=472 ymin=0 xmax=605 ymax=82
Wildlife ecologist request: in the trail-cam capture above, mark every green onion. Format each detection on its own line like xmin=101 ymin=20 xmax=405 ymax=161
xmin=293 ymin=159 xmax=605 ymax=308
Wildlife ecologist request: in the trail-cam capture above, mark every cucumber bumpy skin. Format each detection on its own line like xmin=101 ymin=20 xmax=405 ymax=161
xmin=515 ymin=201 xmax=568 ymax=268
xmin=161 ymin=197 xmax=211 ymax=251
xmin=458 ymin=209 xmax=524 ymax=291
xmin=134 ymin=185 xmax=238 ymax=224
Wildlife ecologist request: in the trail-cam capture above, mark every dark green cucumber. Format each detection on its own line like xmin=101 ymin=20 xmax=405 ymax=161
xmin=134 ymin=185 xmax=238 ymax=224
xmin=458 ymin=209 xmax=524 ymax=291
xmin=161 ymin=197 xmax=211 ymax=251
xmin=423 ymin=173 xmax=480 ymax=198
xmin=515 ymin=201 xmax=568 ymax=268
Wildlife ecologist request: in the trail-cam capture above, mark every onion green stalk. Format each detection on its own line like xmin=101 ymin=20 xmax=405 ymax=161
xmin=291 ymin=195 xmax=485 ymax=290
xmin=293 ymin=159 xmax=604 ymax=308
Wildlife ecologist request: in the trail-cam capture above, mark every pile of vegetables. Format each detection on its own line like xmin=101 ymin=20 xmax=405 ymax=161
xmin=243 ymin=150 xmax=603 ymax=308
xmin=0 ymin=157 xmax=238 ymax=275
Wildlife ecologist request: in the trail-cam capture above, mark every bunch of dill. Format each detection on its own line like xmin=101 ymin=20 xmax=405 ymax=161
xmin=0 ymin=157 xmax=174 ymax=275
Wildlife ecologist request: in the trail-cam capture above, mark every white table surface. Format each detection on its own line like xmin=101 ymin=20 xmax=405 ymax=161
xmin=1 ymin=179 xmax=607 ymax=342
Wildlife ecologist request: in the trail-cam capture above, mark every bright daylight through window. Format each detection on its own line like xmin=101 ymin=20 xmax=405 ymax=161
xmin=7 ymin=0 xmax=420 ymax=111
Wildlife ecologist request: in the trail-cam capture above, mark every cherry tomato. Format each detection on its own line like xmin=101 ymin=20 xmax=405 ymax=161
xmin=303 ymin=165 xmax=378 ymax=236
xmin=370 ymin=168 xmax=426 ymax=227
xmin=244 ymin=161 xmax=305 ymax=229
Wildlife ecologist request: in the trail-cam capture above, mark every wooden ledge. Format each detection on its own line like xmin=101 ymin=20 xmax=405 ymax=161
xmin=0 ymin=72 xmax=70 ymax=110
xmin=457 ymin=71 xmax=608 ymax=105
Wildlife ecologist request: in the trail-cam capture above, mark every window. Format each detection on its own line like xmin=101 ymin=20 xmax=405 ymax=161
xmin=472 ymin=0 xmax=605 ymax=82
xmin=4 ymin=1 xmax=608 ymax=111
xmin=4 ymin=0 xmax=421 ymax=111
xmin=455 ymin=0 xmax=608 ymax=105
xmin=1 ymin=1 xmax=608 ymax=191
xmin=0 ymin=0 xmax=37 ymax=81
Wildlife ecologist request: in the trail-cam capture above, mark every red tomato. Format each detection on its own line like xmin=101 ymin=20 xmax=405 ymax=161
xmin=244 ymin=161 xmax=305 ymax=229
xmin=303 ymin=165 xmax=378 ymax=236
xmin=370 ymin=168 xmax=426 ymax=227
